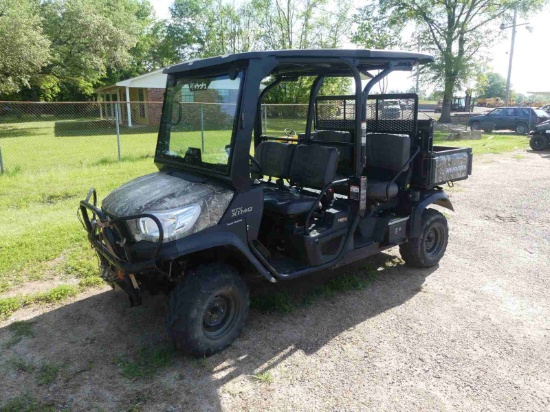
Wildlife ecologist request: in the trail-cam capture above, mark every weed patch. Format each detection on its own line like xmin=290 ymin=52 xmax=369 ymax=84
xmin=36 ymin=362 xmax=61 ymax=386
xmin=117 ymin=343 xmax=175 ymax=380
xmin=0 ymin=393 xmax=56 ymax=412
xmin=5 ymin=320 xmax=35 ymax=348
xmin=251 ymin=371 xmax=274 ymax=384
xmin=252 ymin=271 xmax=377 ymax=315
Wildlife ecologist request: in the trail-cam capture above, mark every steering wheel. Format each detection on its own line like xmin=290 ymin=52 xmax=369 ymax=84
xmin=283 ymin=128 xmax=296 ymax=137
xmin=249 ymin=154 xmax=262 ymax=174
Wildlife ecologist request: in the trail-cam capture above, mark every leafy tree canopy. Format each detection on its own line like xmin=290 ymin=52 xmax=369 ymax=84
xmin=0 ymin=0 xmax=50 ymax=95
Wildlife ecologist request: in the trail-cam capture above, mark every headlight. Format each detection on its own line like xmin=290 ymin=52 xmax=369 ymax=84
xmin=137 ymin=204 xmax=201 ymax=242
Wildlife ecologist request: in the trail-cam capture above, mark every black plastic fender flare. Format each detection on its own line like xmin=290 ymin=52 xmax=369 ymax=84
xmin=161 ymin=229 xmax=277 ymax=283
xmin=410 ymin=191 xmax=454 ymax=238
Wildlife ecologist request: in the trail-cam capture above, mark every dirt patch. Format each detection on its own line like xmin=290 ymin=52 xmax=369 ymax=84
xmin=1 ymin=150 xmax=549 ymax=411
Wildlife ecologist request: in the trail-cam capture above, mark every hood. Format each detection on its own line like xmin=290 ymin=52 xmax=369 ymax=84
xmin=535 ymin=119 xmax=550 ymax=130
xmin=102 ymin=172 xmax=234 ymax=236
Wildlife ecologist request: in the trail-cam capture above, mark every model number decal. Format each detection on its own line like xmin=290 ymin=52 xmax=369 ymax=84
xmin=231 ymin=206 xmax=253 ymax=218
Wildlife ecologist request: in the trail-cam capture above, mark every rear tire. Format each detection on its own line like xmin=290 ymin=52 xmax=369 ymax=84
xmin=515 ymin=123 xmax=528 ymax=135
xmin=530 ymin=134 xmax=549 ymax=151
xmin=400 ymin=209 xmax=448 ymax=268
xmin=166 ymin=263 xmax=249 ymax=357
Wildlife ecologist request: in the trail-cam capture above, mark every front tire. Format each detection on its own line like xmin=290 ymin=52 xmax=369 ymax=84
xmin=400 ymin=209 xmax=449 ymax=268
xmin=166 ymin=263 xmax=249 ymax=357
xmin=530 ymin=134 xmax=549 ymax=151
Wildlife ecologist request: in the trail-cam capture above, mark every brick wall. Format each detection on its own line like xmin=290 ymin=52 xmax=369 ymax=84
xmin=147 ymin=88 xmax=165 ymax=125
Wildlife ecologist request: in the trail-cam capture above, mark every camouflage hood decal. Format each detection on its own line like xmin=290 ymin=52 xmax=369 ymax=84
xmin=102 ymin=172 xmax=234 ymax=238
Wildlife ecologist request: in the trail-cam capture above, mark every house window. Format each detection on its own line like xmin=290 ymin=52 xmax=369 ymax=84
xmin=181 ymin=89 xmax=194 ymax=103
xmin=138 ymin=89 xmax=146 ymax=117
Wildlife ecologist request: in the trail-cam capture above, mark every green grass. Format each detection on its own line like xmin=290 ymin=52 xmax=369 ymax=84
xmin=117 ymin=343 xmax=175 ymax=380
xmin=251 ymin=271 xmax=376 ymax=314
xmin=0 ymin=393 xmax=57 ymax=412
xmin=0 ymin=283 xmax=95 ymax=319
xmin=5 ymin=320 xmax=35 ymax=348
xmin=433 ymin=131 xmax=528 ymax=155
xmin=35 ymin=362 xmax=61 ymax=386
xmin=251 ymin=371 xmax=274 ymax=384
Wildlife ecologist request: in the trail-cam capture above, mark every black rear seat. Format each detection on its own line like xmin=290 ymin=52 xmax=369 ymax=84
xmin=364 ymin=133 xmax=411 ymax=200
xmin=312 ymin=130 xmax=354 ymax=177
xmin=254 ymin=141 xmax=339 ymax=215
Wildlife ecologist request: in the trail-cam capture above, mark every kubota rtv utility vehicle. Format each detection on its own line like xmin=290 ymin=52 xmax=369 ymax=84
xmin=79 ymin=49 xmax=472 ymax=356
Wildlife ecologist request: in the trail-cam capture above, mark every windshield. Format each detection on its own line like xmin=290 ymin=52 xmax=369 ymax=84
xmin=534 ymin=109 xmax=550 ymax=118
xmin=156 ymin=72 xmax=243 ymax=174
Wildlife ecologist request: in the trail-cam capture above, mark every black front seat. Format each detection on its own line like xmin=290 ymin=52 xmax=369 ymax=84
xmin=263 ymin=144 xmax=339 ymax=215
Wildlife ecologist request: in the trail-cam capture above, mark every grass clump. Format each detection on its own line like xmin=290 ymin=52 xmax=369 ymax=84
xmin=252 ymin=271 xmax=377 ymax=315
xmin=251 ymin=291 xmax=295 ymax=314
xmin=0 ymin=282 xmax=100 ymax=320
xmin=0 ymin=393 xmax=56 ymax=412
xmin=118 ymin=343 xmax=175 ymax=380
xmin=35 ymin=362 xmax=61 ymax=386
xmin=5 ymin=320 xmax=35 ymax=348
xmin=251 ymin=371 xmax=274 ymax=384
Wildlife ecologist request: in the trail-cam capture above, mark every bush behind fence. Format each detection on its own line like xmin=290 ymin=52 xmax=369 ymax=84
xmin=0 ymin=101 xmax=309 ymax=175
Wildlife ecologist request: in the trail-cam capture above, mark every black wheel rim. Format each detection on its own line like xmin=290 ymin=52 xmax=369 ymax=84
xmin=533 ymin=137 xmax=544 ymax=148
xmin=425 ymin=224 xmax=445 ymax=258
xmin=202 ymin=292 xmax=239 ymax=339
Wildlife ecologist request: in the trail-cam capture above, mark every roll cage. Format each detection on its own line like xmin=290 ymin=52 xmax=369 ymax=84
xmin=157 ymin=49 xmax=434 ymax=191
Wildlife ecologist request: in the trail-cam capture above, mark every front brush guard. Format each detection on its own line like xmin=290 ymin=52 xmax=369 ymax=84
xmin=78 ymin=188 xmax=164 ymax=275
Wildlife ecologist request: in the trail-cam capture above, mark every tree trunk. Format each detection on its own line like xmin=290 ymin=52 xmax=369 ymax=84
xmin=439 ymin=74 xmax=454 ymax=123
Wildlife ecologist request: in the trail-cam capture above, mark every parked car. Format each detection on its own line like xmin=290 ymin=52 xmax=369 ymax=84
xmin=539 ymin=104 xmax=550 ymax=115
xmin=468 ymin=107 xmax=550 ymax=134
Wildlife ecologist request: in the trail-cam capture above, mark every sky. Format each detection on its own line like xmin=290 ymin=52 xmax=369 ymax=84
xmin=152 ymin=1 xmax=550 ymax=96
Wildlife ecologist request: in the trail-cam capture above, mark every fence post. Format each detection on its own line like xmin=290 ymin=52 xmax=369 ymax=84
xmin=115 ymin=104 xmax=122 ymax=161
xmin=0 ymin=147 xmax=4 ymax=174
xmin=200 ymin=104 xmax=205 ymax=153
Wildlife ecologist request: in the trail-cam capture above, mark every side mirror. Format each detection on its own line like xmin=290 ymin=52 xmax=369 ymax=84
xmin=225 ymin=144 xmax=231 ymax=156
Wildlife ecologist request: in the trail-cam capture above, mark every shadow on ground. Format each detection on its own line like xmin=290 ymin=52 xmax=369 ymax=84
xmin=0 ymin=253 xmax=437 ymax=411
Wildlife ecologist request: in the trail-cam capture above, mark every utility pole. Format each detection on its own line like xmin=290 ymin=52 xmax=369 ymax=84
xmin=505 ymin=7 xmax=517 ymax=106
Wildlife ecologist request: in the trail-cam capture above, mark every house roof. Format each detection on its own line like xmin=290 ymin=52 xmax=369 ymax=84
xmin=95 ymin=68 xmax=167 ymax=93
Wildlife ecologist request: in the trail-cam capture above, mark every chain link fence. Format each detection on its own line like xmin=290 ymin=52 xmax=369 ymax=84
xmin=0 ymin=101 xmax=314 ymax=175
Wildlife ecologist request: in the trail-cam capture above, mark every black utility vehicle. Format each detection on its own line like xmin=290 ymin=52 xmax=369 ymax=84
xmin=79 ymin=49 xmax=472 ymax=356
xmin=529 ymin=119 xmax=550 ymax=151
xmin=468 ymin=106 xmax=550 ymax=134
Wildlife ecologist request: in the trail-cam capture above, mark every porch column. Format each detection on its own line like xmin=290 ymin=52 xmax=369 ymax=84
xmin=125 ymin=86 xmax=132 ymax=127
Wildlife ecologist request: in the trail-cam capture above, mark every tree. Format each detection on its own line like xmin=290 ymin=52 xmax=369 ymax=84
xmin=0 ymin=0 xmax=50 ymax=95
xmin=36 ymin=0 xmax=147 ymax=100
xmin=476 ymin=71 xmax=507 ymax=98
xmin=353 ymin=0 xmax=547 ymax=123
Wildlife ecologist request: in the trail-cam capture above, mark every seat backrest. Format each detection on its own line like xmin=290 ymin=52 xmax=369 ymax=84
xmin=314 ymin=130 xmax=353 ymax=143
xmin=365 ymin=133 xmax=411 ymax=172
xmin=312 ymin=130 xmax=354 ymax=177
xmin=289 ymin=144 xmax=339 ymax=189
xmin=254 ymin=141 xmax=295 ymax=179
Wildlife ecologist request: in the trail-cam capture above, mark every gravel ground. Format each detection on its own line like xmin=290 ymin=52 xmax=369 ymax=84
xmin=1 ymin=150 xmax=549 ymax=411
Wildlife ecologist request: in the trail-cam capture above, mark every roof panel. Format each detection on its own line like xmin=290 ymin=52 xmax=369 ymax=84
xmin=164 ymin=49 xmax=434 ymax=75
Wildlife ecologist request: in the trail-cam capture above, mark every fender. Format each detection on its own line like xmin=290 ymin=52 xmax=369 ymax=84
xmin=159 ymin=225 xmax=277 ymax=283
xmin=410 ymin=190 xmax=454 ymax=238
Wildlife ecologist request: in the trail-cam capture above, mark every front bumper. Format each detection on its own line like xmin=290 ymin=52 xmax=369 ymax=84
xmin=78 ymin=188 xmax=163 ymax=274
